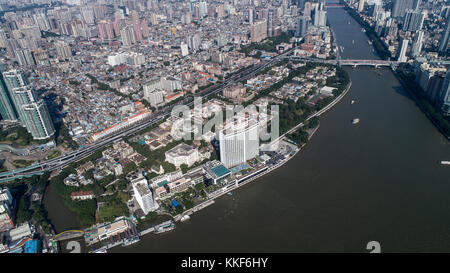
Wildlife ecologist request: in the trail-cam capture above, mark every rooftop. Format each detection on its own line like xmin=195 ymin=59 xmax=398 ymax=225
xmin=211 ymin=165 xmax=231 ymax=178
xmin=166 ymin=143 xmax=197 ymax=157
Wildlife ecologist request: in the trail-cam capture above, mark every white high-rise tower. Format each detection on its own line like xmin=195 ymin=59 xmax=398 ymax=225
xmin=219 ymin=117 xmax=259 ymax=168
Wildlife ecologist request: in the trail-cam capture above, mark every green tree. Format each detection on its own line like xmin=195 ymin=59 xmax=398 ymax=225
xmin=180 ymin=164 xmax=189 ymax=174
xmin=123 ymin=161 xmax=138 ymax=174
xmin=175 ymin=205 xmax=184 ymax=214
xmin=308 ymin=116 xmax=319 ymax=129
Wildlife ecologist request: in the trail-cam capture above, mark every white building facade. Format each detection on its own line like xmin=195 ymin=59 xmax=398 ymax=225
xmin=219 ymin=118 xmax=259 ymax=168
xmin=132 ymin=178 xmax=159 ymax=215
xmin=165 ymin=143 xmax=199 ymax=167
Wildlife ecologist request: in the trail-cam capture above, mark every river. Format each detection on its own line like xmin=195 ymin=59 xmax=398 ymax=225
xmin=45 ymin=6 xmax=450 ymax=252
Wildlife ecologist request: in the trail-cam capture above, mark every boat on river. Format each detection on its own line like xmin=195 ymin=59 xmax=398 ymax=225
xmin=154 ymin=221 xmax=176 ymax=234
xmin=352 ymin=118 xmax=360 ymax=124
xmin=180 ymin=215 xmax=191 ymax=222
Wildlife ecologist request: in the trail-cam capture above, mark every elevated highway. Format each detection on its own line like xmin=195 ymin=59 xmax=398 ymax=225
xmin=0 ymin=47 xmax=294 ymax=182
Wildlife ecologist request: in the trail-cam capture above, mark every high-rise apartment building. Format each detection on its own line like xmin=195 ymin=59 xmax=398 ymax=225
xmin=313 ymin=3 xmax=327 ymax=27
xmin=250 ymin=20 xmax=268 ymax=43
xmin=81 ymin=6 xmax=95 ymax=25
xmin=411 ymin=30 xmax=424 ymax=57
xmin=217 ymin=4 xmax=225 ymax=18
xmin=132 ymin=177 xmax=159 ymax=215
xmin=0 ymin=74 xmax=18 ymax=121
xmin=2 ymin=69 xmax=55 ymax=139
xmin=55 ymin=40 xmax=72 ymax=60
xmin=439 ymin=15 xmax=450 ymax=52
xmin=15 ymin=49 xmax=36 ymax=66
xmin=392 ymin=0 xmax=421 ymax=18
xmin=248 ymin=9 xmax=254 ymax=24
xmin=267 ymin=9 xmax=274 ymax=37
xmin=187 ymin=33 xmax=201 ymax=51
xmin=144 ymin=88 xmax=165 ymax=107
xmin=98 ymin=20 xmax=115 ymax=41
xmin=121 ymin=25 xmax=137 ymax=46
xmin=397 ymin=38 xmax=409 ymax=63
xmin=403 ymin=10 xmax=426 ymax=32
xmin=131 ymin=10 xmax=143 ymax=42
xmin=181 ymin=43 xmax=189 ymax=56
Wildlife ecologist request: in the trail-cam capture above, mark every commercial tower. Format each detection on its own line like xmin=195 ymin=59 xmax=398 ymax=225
xmin=1 ymin=69 xmax=55 ymax=139
xmin=295 ymin=16 xmax=307 ymax=38
xmin=219 ymin=117 xmax=259 ymax=168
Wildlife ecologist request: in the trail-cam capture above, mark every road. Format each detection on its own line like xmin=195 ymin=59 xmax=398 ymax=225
xmin=0 ymin=48 xmax=296 ymax=181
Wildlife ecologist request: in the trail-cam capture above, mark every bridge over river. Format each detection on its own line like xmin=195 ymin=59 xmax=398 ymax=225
xmin=53 ymin=230 xmax=85 ymax=241
xmin=286 ymin=56 xmax=398 ymax=68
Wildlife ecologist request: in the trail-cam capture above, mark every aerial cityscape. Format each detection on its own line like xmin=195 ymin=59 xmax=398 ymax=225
xmin=0 ymin=0 xmax=448 ymax=256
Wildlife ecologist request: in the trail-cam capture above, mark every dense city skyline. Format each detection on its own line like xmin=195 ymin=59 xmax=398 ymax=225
xmin=0 ymin=0 xmax=448 ymax=256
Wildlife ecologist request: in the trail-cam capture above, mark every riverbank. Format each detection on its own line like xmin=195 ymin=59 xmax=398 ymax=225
xmin=339 ymin=2 xmax=449 ymax=140
xmin=341 ymin=1 xmax=391 ymax=60
xmin=169 ymin=80 xmax=352 ymax=223
xmin=104 ymin=79 xmax=352 ymax=252
xmin=110 ymin=6 xmax=450 ymax=253
xmin=393 ymin=69 xmax=450 ymax=140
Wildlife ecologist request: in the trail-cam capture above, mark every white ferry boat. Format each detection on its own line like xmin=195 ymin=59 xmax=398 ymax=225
xmin=154 ymin=221 xmax=176 ymax=234
xmin=441 ymin=161 xmax=450 ymax=165
xmin=352 ymin=118 xmax=360 ymax=124
xmin=180 ymin=215 xmax=191 ymax=222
